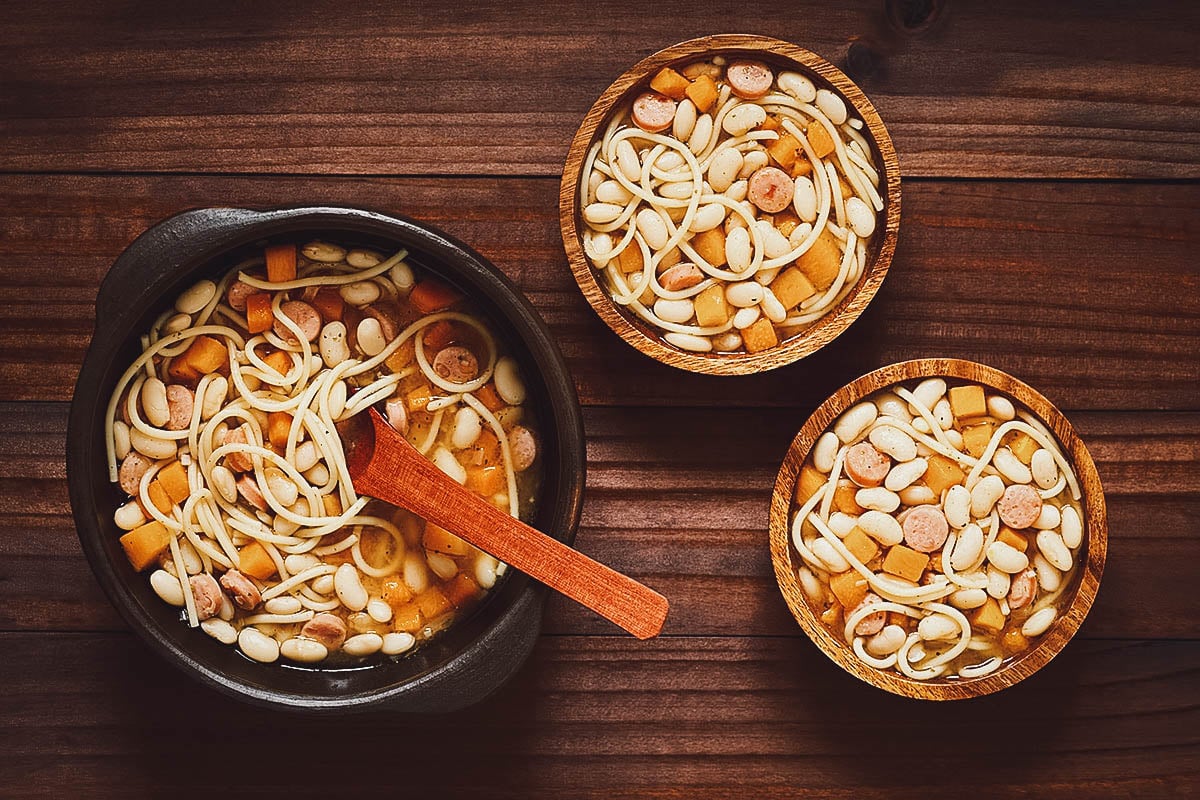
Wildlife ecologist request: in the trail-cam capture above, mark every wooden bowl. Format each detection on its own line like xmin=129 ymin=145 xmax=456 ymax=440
xmin=560 ymin=34 xmax=901 ymax=375
xmin=768 ymin=359 xmax=1107 ymax=699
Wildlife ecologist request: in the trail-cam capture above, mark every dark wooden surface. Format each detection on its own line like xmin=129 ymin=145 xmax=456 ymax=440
xmin=1 ymin=1 xmax=1197 ymax=797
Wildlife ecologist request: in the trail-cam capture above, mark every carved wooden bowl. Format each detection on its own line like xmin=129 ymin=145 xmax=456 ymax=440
xmin=769 ymin=359 xmax=1107 ymax=699
xmin=560 ymin=33 xmax=901 ymax=374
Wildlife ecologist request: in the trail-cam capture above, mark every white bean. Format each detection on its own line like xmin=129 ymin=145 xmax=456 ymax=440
xmin=635 ymin=208 xmax=669 ymax=250
xmin=933 ymin=399 xmax=953 ymax=430
xmin=150 ymin=569 xmax=185 ymax=606
xmin=828 ymin=512 xmax=859 ymax=539
xmin=970 ymin=475 xmax=1006 ymax=518
xmin=707 ymin=148 xmax=743 ymax=192
xmin=596 ymin=180 xmax=632 ymax=204
xmin=986 ymin=565 xmax=1011 ymax=599
xmin=856 ymin=487 xmax=900 ymax=513
xmin=845 ymin=197 xmax=876 ymax=238
xmin=163 ymin=313 xmax=192 ymax=334
xmin=616 ymin=139 xmax=641 ymax=182
xmin=129 ymin=427 xmax=176 ymax=460
xmin=281 ymin=637 xmax=328 ymax=663
xmin=319 ymin=322 xmax=350 ymax=367
xmin=833 ymin=402 xmax=878 ymax=444
xmin=950 ymin=523 xmax=985 ymax=570
xmin=899 ymin=485 xmax=936 ymax=506
xmin=858 ymin=510 xmax=904 ymax=546
xmin=875 ymin=392 xmax=912 ymax=423
xmin=1036 ymin=530 xmax=1073 ymax=571
xmin=658 ymin=181 xmax=694 ymax=201
xmin=265 ymin=596 xmax=303 ymax=615
xmin=654 ymin=297 xmax=695 ymax=324
xmin=753 ymin=220 xmax=791 ymax=259
xmin=176 ymin=280 xmax=217 ymax=314
xmin=732 ymin=306 xmax=760 ymax=329
xmin=339 ymin=280 xmax=381 ymax=306
xmin=367 ymin=598 xmax=393 ymax=624
xmin=141 ymin=378 xmax=170 ymax=427
xmin=944 ymin=485 xmax=971 ymax=529
xmin=1033 ymin=553 xmax=1062 ymax=592
xmin=382 ymin=631 xmax=416 ymax=655
xmin=210 ymin=465 xmax=238 ymax=503
xmin=475 ymin=554 xmax=499 ymax=589
xmin=303 ymin=462 xmax=330 ymax=486
xmin=712 ymin=332 xmax=743 ymax=351
xmin=815 ymin=89 xmax=848 ymax=125
xmin=912 ymin=378 xmax=947 ymax=411
xmin=389 ymin=260 xmax=415 ymax=291
xmin=201 ymin=618 xmax=238 ymax=644
xmin=1031 ymin=449 xmax=1058 ymax=489
xmin=689 ymin=203 xmax=726 ymax=233
xmin=451 ymin=406 xmax=483 ymax=450
xmin=993 ymin=448 xmax=1033 ymax=484
xmin=334 ymin=563 xmax=369 ymax=611
xmin=1033 ymin=503 xmax=1061 ymax=530
xmin=722 ymin=103 xmax=767 ymax=136
xmin=912 ymin=417 xmax=931 ymax=434
xmin=945 ymin=429 xmax=964 ymax=450
xmin=672 ymin=98 xmax=698 ymax=140
xmin=489 ymin=356 xmax=526 ymax=406
xmin=725 ymin=281 xmax=764 ymax=309
xmin=432 ymin=446 xmax=467 ymax=484
xmin=238 ymin=627 xmax=280 ymax=663
xmin=986 ymin=541 xmax=1029 ymax=574
xmin=1061 ymin=505 xmax=1083 ymax=549
xmin=884 ymin=457 xmax=928 ymax=492
xmin=949 ymin=588 xmax=988 ymax=610
xmin=1022 ymin=607 xmax=1057 ymax=637
xmin=918 ymin=613 xmax=958 ymax=641
xmin=778 ymin=71 xmax=817 ymax=102
xmin=797 ymin=565 xmax=823 ymax=603
xmin=302 ymin=241 xmax=346 ymax=263
xmin=114 ymin=501 xmax=146 ymax=531
xmin=343 ymin=633 xmax=384 ymax=657
xmin=200 ymin=376 xmax=228 ymax=421
xmin=760 ymin=288 xmax=787 ymax=324
xmin=356 ymin=318 xmax=387 ymax=357
xmin=793 ymin=176 xmax=818 ymax=224
xmin=866 ymin=625 xmax=907 ymax=656
xmin=346 ymin=249 xmax=382 ymax=269
xmin=811 ymin=538 xmax=849 ymax=573
xmin=987 ymin=395 xmax=1016 ymax=421
xmin=725 ymin=179 xmax=748 ymax=203
xmin=663 ymin=332 xmax=713 ymax=353
xmin=812 ymin=432 xmax=839 ymax=474
xmin=724 ymin=226 xmax=752 ymax=272
xmin=583 ymin=203 xmax=623 ymax=224
xmin=264 ymin=468 xmax=298 ymax=507
xmin=869 ymin=425 xmax=916 ymax=462
xmin=738 ymin=149 xmax=770 ymax=179
xmin=113 ymin=420 xmax=131 ymax=460
xmin=687 ymin=114 xmax=714 ymax=154
xmin=312 ymin=574 xmax=335 ymax=596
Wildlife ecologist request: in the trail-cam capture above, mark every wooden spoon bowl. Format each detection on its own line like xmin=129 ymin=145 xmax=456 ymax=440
xmin=560 ymin=33 xmax=901 ymax=375
xmin=768 ymin=359 xmax=1107 ymax=700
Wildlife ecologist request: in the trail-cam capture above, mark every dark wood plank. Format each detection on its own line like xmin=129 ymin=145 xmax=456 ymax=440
xmin=1 ymin=1 xmax=1197 ymax=179
xmin=0 ymin=632 xmax=1196 ymax=797
xmin=5 ymin=402 xmax=1197 ymax=638
xmin=1 ymin=175 xmax=1198 ymax=409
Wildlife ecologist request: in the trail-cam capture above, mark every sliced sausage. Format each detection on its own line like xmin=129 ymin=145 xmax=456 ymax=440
xmin=631 ymin=91 xmax=677 ymax=133
xmin=273 ymin=300 xmax=321 ymax=344
xmin=164 ymin=385 xmax=195 ymax=431
xmin=118 ymin=451 xmax=154 ymax=496
xmin=845 ymin=442 xmax=890 ymax=488
xmin=508 ymin=426 xmax=537 ymax=472
xmin=385 ymin=396 xmax=408 ymax=435
xmin=432 ymin=346 xmax=479 ymax=384
xmin=189 ymin=573 xmax=225 ymax=620
xmin=902 ymin=505 xmax=950 ymax=553
xmin=236 ymin=475 xmax=270 ymax=512
xmin=659 ymin=263 xmax=704 ymax=291
xmin=1008 ymin=569 xmax=1037 ymax=611
xmin=747 ymin=166 xmax=795 ymax=213
xmin=363 ymin=304 xmax=399 ymax=342
xmin=225 ymin=279 xmax=256 ymax=311
xmin=301 ymin=613 xmax=347 ymax=650
xmin=219 ymin=569 xmax=262 ymax=610
xmin=850 ymin=593 xmax=886 ymax=636
xmin=726 ymin=61 xmax=774 ymax=100
xmin=997 ymin=484 xmax=1042 ymax=529
xmin=221 ymin=425 xmax=254 ymax=472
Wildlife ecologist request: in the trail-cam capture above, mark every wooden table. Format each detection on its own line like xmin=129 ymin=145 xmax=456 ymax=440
xmin=2 ymin=2 xmax=1198 ymax=796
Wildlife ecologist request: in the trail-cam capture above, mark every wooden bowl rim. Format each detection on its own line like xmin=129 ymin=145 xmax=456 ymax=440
xmin=559 ymin=33 xmax=902 ymax=375
xmin=768 ymin=358 xmax=1108 ymax=700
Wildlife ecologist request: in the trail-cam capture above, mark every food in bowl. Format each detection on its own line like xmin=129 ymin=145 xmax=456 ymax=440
xmin=789 ymin=377 xmax=1084 ymax=681
xmin=104 ymin=239 xmax=541 ymax=666
xmin=577 ymin=54 xmax=884 ymax=355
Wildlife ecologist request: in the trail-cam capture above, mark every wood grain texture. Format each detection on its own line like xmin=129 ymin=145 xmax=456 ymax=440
xmin=0 ymin=632 xmax=1196 ymax=797
xmin=1 ymin=175 xmax=1197 ymax=408
xmin=5 ymin=402 xmax=1196 ymax=640
xmin=1 ymin=1 xmax=1197 ymax=179
xmin=558 ymin=34 xmax=901 ymax=374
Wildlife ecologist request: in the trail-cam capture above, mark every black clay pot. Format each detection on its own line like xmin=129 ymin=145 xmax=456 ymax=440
xmin=67 ymin=206 xmax=586 ymax=712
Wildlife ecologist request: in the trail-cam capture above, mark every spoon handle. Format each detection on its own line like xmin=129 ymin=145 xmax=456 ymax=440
xmin=354 ymin=410 xmax=668 ymax=639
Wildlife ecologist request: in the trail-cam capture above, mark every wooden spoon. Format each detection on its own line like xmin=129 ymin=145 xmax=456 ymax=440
xmin=339 ymin=408 xmax=669 ymax=639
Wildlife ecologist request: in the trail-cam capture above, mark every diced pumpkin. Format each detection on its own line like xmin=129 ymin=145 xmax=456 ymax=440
xmin=618 ymin=241 xmax=645 ymax=274
xmin=473 ymin=382 xmax=505 ymax=412
xmin=685 ymin=73 xmax=719 ymax=112
xmin=820 ymin=603 xmax=842 ymax=627
xmin=169 ymin=335 xmax=229 ymax=382
xmin=770 ymin=267 xmax=817 ymax=310
xmin=693 ymin=284 xmax=729 ymax=327
xmin=119 ymin=521 xmax=171 ymax=571
xmin=767 ymin=133 xmax=803 ymax=170
xmin=380 ymin=576 xmax=414 ymax=610
xmin=156 ymin=461 xmax=190 ymax=505
xmin=237 ymin=541 xmax=278 ymax=580
xmin=392 ymin=602 xmax=424 ymax=633
xmin=416 ymin=587 xmax=452 ymax=620
xmin=267 ymin=411 xmax=293 ymax=449
xmin=796 ymin=229 xmax=842 ymax=291
xmin=422 ymin=320 xmax=459 ymax=352
xmin=443 ymin=574 xmax=481 ymax=609
xmin=322 ymin=493 xmax=342 ymax=517
xmin=405 ymin=384 xmax=433 ymax=413
xmin=795 ymin=463 xmax=826 ymax=503
xmin=829 ymin=570 xmax=869 ymax=609
xmin=948 ymin=384 xmax=987 ymax=422
xmin=1002 ymin=627 xmax=1030 ymax=653
xmin=843 ymin=528 xmax=880 ymax=564
xmin=265 ymin=243 xmax=297 ymax=283
xmin=773 ymin=209 xmax=801 ymax=238
xmin=146 ymin=480 xmax=173 ymax=515
xmin=833 ymin=480 xmax=864 ymax=515
xmin=807 ymin=121 xmax=835 ymax=158
xmin=385 ymin=339 xmax=415 ymax=372
xmin=245 ymin=292 xmax=274 ymax=334
xmin=742 ymin=317 xmax=779 ymax=353
xmin=311 ymin=286 xmax=344 ymax=322
xmin=423 ymin=522 xmax=472 ymax=557
xmin=466 ymin=465 xmax=506 ymax=497
xmin=759 ymin=114 xmax=781 ymax=133
xmin=263 ymin=349 xmax=293 ymax=376
xmin=790 ymin=157 xmax=813 ymax=177
xmin=409 ymin=280 xmax=462 ymax=314
xmin=690 ymin=227 xmax=726 ymax=267
xmin=962 ymin=422 xmax=996 ymax=458
xmin=998 ymin=526 xmax=1029 ymax=553
xmin=923 ymin=454 xmax=966 ymax=497
xmin=972 ymin=597 xmax=1006 ymax=634
xmin=882 ymin=545 xmax=929 ymax=583
xmin=649 ymin=67 xmax=690 ymax=100
xmin=1007 ymin=432 xmax=1039 ymax=464
xmin=463 ymin=428 xmax=502 ymax=468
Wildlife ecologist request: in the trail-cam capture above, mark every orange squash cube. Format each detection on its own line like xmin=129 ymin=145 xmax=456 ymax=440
xmin=265 ymin=243 xmax=297 ymax=283
xmin=770 ymin=267 xmax=817 ymax=310
xmin=843 ymin=528 xmax=879 ymax=564
xmin=465 ymin=465 xmax=506 ymax=497
xmin=997 ymin=526 xmax=1029 ymax=553
xmin=423 ymin=523 xmax=472 ymax=557
xmin=829 ymin=570 xmax=869 ymax=609
xmin=392 ymin=602 xmax=424 ymax=633
xmin=1007 ymin=432 xmax=1039 ymax=464
xmin=833 ymin=480 xmax=864 ymax=515
xmin=685 ymin=74 xmax=719 ymax=112
xmin=767 ymin=133 xmax=803 ymax=170
xmin=617 ymin=242 xmax=645 ymax=274
xmin=237 ymin=541 xmax=278 ymax=580
xmin=962 ymin=422 xmax=996 ymax=458
xmin=972 ymin=597 xmax=1007 ymax=634
xmin=405 ymin=384 xmax=433 ymax=413
xmin=923 ymin=454 xmax=966 ymax=497
xmin=796 ymin=229 xmax=842 ymax=291
xmin=649 ymin=67 xmax=690 ymax=100
xmin=416 ymin=587 xmax=452 ymax=620
xmin=742 ymin=317 xmax=779 ymax=354
xmin=263 ymin=349 xmax=293 ymax=376
xmin=146 ymin=480 xmax=173 ymax=515
xmin=156 ymin=461 xmax=190 ymax=505
xmin=690 ymin=227 xmax=727 ymax=267
xmin=443 ymin=574 xmax=481 ymax=609
xmin=381 ymin=576 xmax=414 ymax=610
xmin=948 ymin=384 xmax=987 ymax=423
xmin=693 ymin=283 xmax=729 ymax=328
xmin=119 ymin=521 xmax=171 ymax=571
xmin=795 ymin=463 xmax=827 ymax=503
xmin=807 ymin=121 xmax=835 ymax=158
xmin=882 ymin=545 xmax=929 ymax=583
xmin=267 ymin=411 xmax=293 ymax=449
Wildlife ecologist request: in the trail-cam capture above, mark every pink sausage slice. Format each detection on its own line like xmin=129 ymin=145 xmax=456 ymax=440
xmin=236 ymin=475 xmax=270 ymax=512
xmin=903 ymin=505 xmax=949 ymax=553
xmin=432 ymin=346 xmax=479 ymax=384
xmin=997 ymin=484 xmax=1042 ymax=529
xmin=221 ymin=426 xmax=254 ymax=472
xmin=273 ymin=300 xmax=321 ymax=344
xmin=219 ymin=569 xmax=262 ymax=610
xmin=385 ymin=397 xmax=408 ymax=435
xmin=659 ymin=263 xmax=704 ymax=291
xmin=225 ymin=279 xmax=256 ymax=311
xmin=1008 ymin=569 xmax=1038 ymax=611
xmin=631 ymin=91 xmax=677 ymax=133
xmin=164 ymin=384 xmax=195 ymax=431
xmin=726 ymin=60 xmax=774 ymax=100
xmin=845 ymin=442 xmax=890 ymax=488
xmin=189 ymin=573 xmax=224 ymax=620
xmin=301 ymin=613 xmax=347 ymax=650
xmin=508 ymin=426 xmax=538 ymax=472
xmin=118 ymin=451 xmax=153 ymax=496
xmin=748 ymin=166 xmax=795 ymax=213
xmin=850 ymin=594 xmax=886 ymax=636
